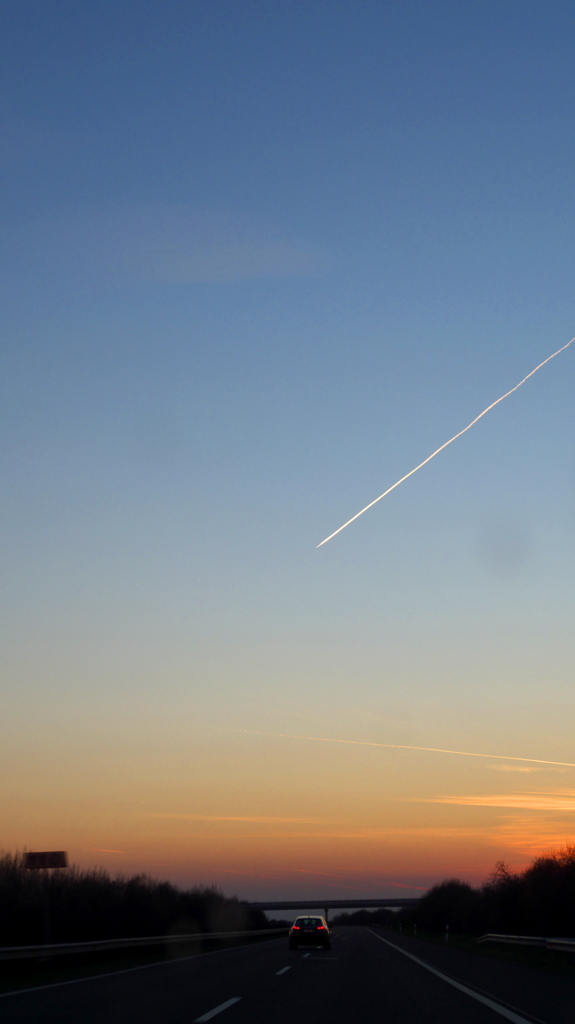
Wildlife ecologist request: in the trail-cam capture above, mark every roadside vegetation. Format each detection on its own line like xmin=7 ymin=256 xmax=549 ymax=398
xmin=0 ymin=850 xmax=266 ymax=947
xmin=332 ymin=844 xmax=575 ymax=939
xmin=5 ymin=842 xmax=575 ymax=950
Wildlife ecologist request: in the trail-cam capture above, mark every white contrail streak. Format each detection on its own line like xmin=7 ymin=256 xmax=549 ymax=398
xmin=240 ymin=729 xmax=575 ymax=769
xmin=317 ymin=336 xmax=575 ymax=547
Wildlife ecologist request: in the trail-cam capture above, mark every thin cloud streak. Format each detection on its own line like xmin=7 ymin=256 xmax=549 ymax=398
xmin=139 ymin=825 xmax=500 ymax=842
xmin=140 ymin=830 xmax=483 ymax=840
xmin=317 ymin=336 xmax=575 ymax=546
xmin=86 ymin=848 xmax=125 ymax=854
xmin=241 ymin=729 xmax=575 ymax=769
xmin=209 ymin=868 xmax=287 ymax=880
xmin=11 ymin=204 xmax=328 ymax=283
xmin=421 ymin=791 xmax=575 ymax=811
xmin=294 ymin=869 xmax=427 ymax=891
xmin=137 ymin=813 xmax=333 ymax=823
xmin=491 ymin=816 xmax=575 ymax=853
xmin=319 ymin=879 xmax=399 ymax=894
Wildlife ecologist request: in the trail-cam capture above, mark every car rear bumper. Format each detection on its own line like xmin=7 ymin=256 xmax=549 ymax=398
xmin=289 ymin=932 xmax=330 ymax=946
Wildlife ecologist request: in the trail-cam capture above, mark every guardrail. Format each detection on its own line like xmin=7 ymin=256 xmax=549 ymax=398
xmin=546 ymin=938 xmax=575 ymax=952
xmin=477 ymin=933 xmax=575 ymax=952
xmin=0 ymin=927 xmax=287 ymax=962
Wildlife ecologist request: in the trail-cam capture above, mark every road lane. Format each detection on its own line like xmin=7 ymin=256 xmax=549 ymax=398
xmin=2 ymin=928 xmax=574 ymax=1023
xmin=224 ymin=927 xmax=540 ymax=1024
xmin=372 ymin=928 xmax=575 ymax=1024
xmin=194 ymin=997 xmax=242 ymax=1022
xmin=368 ymin=931 xmax=537 ymax=1024
xmin=0 ymin=936 xmax=289 ymax=1024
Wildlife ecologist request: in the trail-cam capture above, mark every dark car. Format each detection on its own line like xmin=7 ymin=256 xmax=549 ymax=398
xmin=288 ymin=915 xmax=331 ymax=950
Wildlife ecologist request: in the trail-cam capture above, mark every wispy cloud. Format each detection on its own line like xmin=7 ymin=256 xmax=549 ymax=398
xmin=10 ymin=204 xmax=329 ymax=283
xmin=241 ymin=730 xmax=575 ymax=770
xmin=137 ymin=826 xmax=497 ymax=842
xmin=319 ymin=879 xmax=395 ymax=894
xmin=419 ymin=790 xmax=575 ymax=811
xmin=208 ymin=867 xmax=287 ymax=880
xmin=206 ymin=866 xmax=427 ymax=891
xmin=293 ymin=868 xmax=427 ymax=891
xmin=138 ymin=813 xmax=334 ymax=823
xmin=86 ymin=848 xmax=125 ymax=854
xmin=489 ymin=816 xmax=575 ymax=854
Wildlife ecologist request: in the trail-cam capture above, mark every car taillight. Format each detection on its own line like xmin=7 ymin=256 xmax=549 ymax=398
xmin=316 ymin=925 xmax=324 ymax=930
xmin=292 ymin=925 xmax=300 ymax=930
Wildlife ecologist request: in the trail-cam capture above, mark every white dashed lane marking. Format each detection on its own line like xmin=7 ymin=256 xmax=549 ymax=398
xmin=194 ymin=996 xmax=242 ymax=1022
xmin=276 ymin=966 xmax=291 ymax=975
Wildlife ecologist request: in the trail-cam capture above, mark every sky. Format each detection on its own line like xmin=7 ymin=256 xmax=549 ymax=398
xmin=1 ymin=0 xmax=575 ymax=901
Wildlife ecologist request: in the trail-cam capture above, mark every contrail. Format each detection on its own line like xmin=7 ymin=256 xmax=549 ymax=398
xmin=240 ymin=729 xmax=575 ymax=769
xmin=317 ymin=336 xmax=575 ymax=547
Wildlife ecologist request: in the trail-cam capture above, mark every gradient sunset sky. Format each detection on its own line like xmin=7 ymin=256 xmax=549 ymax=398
xmin=2 ymin=1 xmax=575 ymax=900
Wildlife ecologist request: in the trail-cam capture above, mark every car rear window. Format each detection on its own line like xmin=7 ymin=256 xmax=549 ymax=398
xmin=295 ymin=917 xmax=323 ymax=926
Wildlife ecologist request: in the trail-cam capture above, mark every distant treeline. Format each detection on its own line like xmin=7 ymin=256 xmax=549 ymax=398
xmin=0 ymin=851 xmax=267 ymax=947
xmin=332 ymin=845 xmax=575 ymax=937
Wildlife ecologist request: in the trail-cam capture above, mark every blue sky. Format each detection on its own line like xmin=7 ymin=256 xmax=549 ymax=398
xmin=2 ymin=1 xmax=575 ymax=894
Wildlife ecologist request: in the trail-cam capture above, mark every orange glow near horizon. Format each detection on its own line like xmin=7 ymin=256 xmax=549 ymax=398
xmin=4 ymin=717 xmax=575 ymax=898
xmin=4 ymin=3 xmax=575 ymax=936
xmin=6 ymin=786 xmax=573 ymax=898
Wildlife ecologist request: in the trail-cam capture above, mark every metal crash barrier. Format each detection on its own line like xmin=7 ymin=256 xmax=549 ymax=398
xmin=477 ymin=933 xmax=575 ymax=952
xmin=0 ymin=927 xmax=287 ymax=961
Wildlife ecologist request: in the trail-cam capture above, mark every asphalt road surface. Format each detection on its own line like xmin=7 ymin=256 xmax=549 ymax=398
xmin=2 ymin=927 xmax=575 ymax=1024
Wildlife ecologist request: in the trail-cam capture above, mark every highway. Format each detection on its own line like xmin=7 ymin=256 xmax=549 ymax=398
xmin=2 ymin=927 xmax=574 ymax=1023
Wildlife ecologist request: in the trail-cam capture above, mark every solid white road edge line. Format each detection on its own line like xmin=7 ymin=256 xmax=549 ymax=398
xmin=276 ymin=966 xmax=291 ymax=975
xmin=194 ymin=996 xmax=242 ymax=1022
xmin=0 ymin=937 xmax=286 ymax=999
xmin=367 ymin=930 xmax=538 ymax=1024
xmin=0 ymin=936 xmax=286 ymax=1000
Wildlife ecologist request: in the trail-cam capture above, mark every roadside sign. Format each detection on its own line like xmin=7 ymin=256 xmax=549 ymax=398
xmin=24 ymin=851 xmax=68 ymax=869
